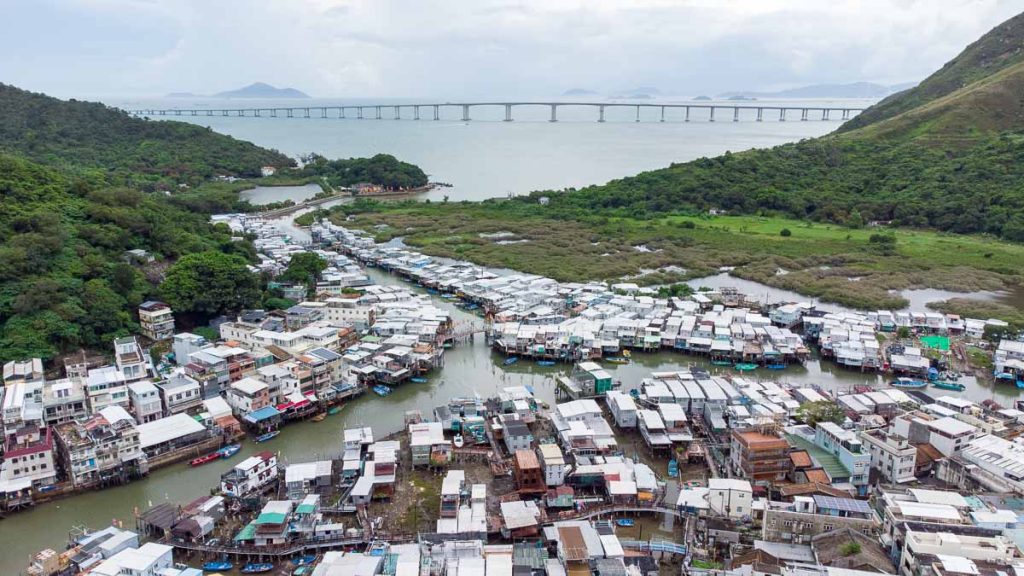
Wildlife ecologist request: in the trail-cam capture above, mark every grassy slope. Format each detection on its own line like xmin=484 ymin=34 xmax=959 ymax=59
xmin=838 ymin=12 xmax=1024 ymax=132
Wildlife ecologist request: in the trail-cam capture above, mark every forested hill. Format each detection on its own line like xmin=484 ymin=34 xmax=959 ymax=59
xmin=0 ymin=84 xmax=294 ymax=188
xmin=525 ymin=11 xmax=1024 ymax=241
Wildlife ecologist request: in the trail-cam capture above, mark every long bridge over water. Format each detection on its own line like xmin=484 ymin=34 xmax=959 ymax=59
xmin=128 ymin=101 xmax=864 ymax=123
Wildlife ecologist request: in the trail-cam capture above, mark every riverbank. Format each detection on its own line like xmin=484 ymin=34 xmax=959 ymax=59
xmin=324 ymin=203 xmax=1024 ymax=314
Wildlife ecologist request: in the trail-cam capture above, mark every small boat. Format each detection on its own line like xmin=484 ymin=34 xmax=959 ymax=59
xmin=891 ymin=378 xmax=928 ymax=389
xmin=202 ymin=561 xmax=234 ymax=571
xmin=241 ymin=563 xmax=275 ymax=574
xmin=217 ymin=444 xmax=241 ymax=459
xmin=932 ymin=381 xmax=966 ymax=392
xmin=503 ymin=357 xmax=519 ymax=366
xmin=711 ymin=360 xmax=732 ymax=366
xmin=536 ymin=360 xmax=556 ymax=367
xmin=606 ymin=356 xmax=630 ymax=365
xmin=254 ymin=430 xmax=280 ymax=443
xmin=410 ymin=376 xmax=428 ymax=383
xmin=294 ymin=567 xmax=312 ymax=576
xmin=292 ymin=556 xmax=317 ymax=566
xmin=373 ymin=385 xmax=392 ymax=397
xmin=734 ymin=363 xmax=759 ymax=372
xmin=928 ymin=367 xmax=940 ymax=381
xmin=328 ymin=406 xmax=343 ymax=415
xmin=667 ymin=459 xmax=679 ymax=478
xmin=311 ymin=413 xmax=327 ymax=422
xmin=454 ymin=434 xmax=464 ymax=448
xmin=190 ymin=452 xmax=221 ymax=467
xmin=615 ymin=519 xmax=635 ymax=527
xmin=766 ymin=363 xmax=786 ymax=370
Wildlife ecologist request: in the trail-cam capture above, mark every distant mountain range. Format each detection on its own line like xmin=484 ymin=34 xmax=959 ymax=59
xmin=716 ymin=81 xmax=918 ymax=99
xmin=166 ymin=82 xmax=310 ymax=99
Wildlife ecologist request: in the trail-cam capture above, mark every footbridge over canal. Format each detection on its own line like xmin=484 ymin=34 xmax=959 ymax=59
xmin=128 ymin=101 xmax=864 ymax=123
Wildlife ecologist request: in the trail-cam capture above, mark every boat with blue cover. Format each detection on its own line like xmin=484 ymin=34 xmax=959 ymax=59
xmin=891 ymin=377 xmax=928 ymax=389
xmin=410 ymin=376 xmax=428 ymax=383
xmin=254 ymin=430 xmax=279 ymax=443
xmin=615 ymin=519 xmax=635 ymax=527
xmin=536 ymin=360 xmax=556 ymax=367
xmin=202 ymin=560 xmax=233 ymax=571
xmin=241 ymin=563 xmax=275 ymax=573
xmin=503 ymin=357 xmax=519 ymax=366
xmin=373 ymin=385 xmax=392 ymax=396
xmin=218 ymin=444 xmax=241 ymax=459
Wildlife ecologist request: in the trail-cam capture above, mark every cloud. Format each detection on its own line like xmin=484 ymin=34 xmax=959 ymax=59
xmin=2 ymin=0 xmax=1021 ymax=98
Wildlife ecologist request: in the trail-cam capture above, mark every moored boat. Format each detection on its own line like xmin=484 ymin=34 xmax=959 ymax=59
xmin=891 ymin=377 xmax=928 ymax=389
xmin=667 ymin=459 xmax=678 ymax=478
xmin=311 ymin=413 xmax=327 ymax=422
xmin=254 ymin=430 xmax=280 ymax=443
xmin=190 ymin=452 xmax=221 ymax=467
xmin=615 ymin=518 xmax=635 ymax=527
xmin=711 ymin=360 xmax=732 ymax=366
xmin=931 ymin=381 xmax=966 ymax=392
xmin=606 ymin=356 xmax=630 ymax=364
xmin=410 ymin=376 xmax=428 ymax=383
xmin=202 ymin=560 xmax=233 ymax=571
xmin=536 ymin=360 xmax=556 ymax=367
xmin=503 ymin=357 xmax=519 ymax=366
xmin=373 ymin=385 xmax=392 ymax=397
xmin=766 ymin=363 xmax=786 ymax=370
xmin=292 ymin=555 xmax=317 ymax=566
xmin=217 ymin=444 xmax=241 ymax=459
xmin=734 ymin=363 xmax=758 ymax=372
xmin=328 ymin=405 xmax=343 ymax=415
xmin=241 ymin=563 xmax=275 ymax=574
xmin=454 ymin=434 xmax=464 ymax=448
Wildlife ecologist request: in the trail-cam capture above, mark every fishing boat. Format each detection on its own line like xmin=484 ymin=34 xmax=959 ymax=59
xmin=190 ymin=452 xmax=221 ymax=467
xmin=328 ymin=405 xmax=343 ymax=415
xmin=311 ymin=413 xmax=327 ymax=422
xmin=217 ymin=444 xmax=241 ymax=459
xmin=453 ymin=434 xmax=464 ymax=448
xmin=503 ymin=357 xmax=519 ymax=366
xmin=241 ymin=563 xmax=275 ymax=574
xmin=615 ymin=519 xmax=635 ymax=528
xmin=766 ymin=363 xmax=786 ymax=370
xmin=254 ymin=430 xmax=280 ymax=443
xmin=410 ymin=376 xmax=428 ymax=383
xmin=734 ymin=363 xmax=759 ymax=372
xmin=606 ymin=356 xmax=630 ymax=365
xmin=373 ymin=385 xmax=392 ymax=397
xmin=536 ymin=360 xmax=556 ymax=367
xmin=890 ymin=377 xmax=928 ymax=389
xmin=932 ymin=381 xmax=966 ymax=392
xmin=202 ymin=560 xmax=234 ymax=571
xmin=667 ymin=459 xmax=679 ymax=478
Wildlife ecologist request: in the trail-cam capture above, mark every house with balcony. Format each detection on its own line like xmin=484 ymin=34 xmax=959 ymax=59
xmin=731 ymin=429 xmax=791 ymax=486
xmin=138 ymin=301 xmax=175 ymax=341
xmin=226 ymin=378 xmax=271 ymax=415
xmin=127 ymin=381 xmax=164 ymax=424
xmin=85 ymin=366 xmax=130 ymax=413
xmin=861 ymin=428 xmax=918 ymax=484
xmin=54 ymin=408 xmax=147 ymax=488
xmin=156 ymin=373 xmax=203 ymax=415
xmin=220 ymin=451 xmax=278 ymax=497
xmin=114 ymin=337 xmax=149 ymax=383
xmin=41 ymin=378 xmax=88 ymax=427
xmin=0 ymin=426 xmax=56 ymax=507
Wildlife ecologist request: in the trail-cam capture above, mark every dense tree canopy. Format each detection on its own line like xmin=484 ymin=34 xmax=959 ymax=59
xmin=161 ymin=251 xmax=260 ymax=319
xmin=796 ymin=401 xmax=847 ymax=428
xmin=300 ymin=153 xmax=428 ymax=189
xmin=279 ymin=252 xmax=328 ymax=289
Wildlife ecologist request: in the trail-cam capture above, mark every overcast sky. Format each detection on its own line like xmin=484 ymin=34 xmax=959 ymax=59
xmin=4 ymin=0 xmax=1021 ymax=99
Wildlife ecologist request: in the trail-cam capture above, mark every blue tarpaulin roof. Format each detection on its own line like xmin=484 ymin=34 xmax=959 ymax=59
xmin=243 ymin=406 xmax=281 ymax=424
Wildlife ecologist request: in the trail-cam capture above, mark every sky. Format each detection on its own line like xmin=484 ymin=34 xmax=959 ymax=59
xmin=2 ymin=0 xmax=1021 ymax=99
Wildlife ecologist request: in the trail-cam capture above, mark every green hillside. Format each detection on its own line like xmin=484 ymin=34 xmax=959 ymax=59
xmin=0 ymin=84 xmax=294 ymax=188
xmin=0 ymin=85 xmax=428 ymax=362
xmin=839 ymin=12 xmax=1024 ymax=132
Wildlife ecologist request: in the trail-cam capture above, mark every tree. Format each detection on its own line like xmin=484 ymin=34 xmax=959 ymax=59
xmin=279 ymin=252 xmax=327 ymax=288
xmin=779 ymin=228 xmax=792 ymax=237
xmin=840 ymin=542 xmax=862 ymax=556
xmin=796 ymin=400 xmax=846 ymax=428
xmin=161 ymin=251 xmax=259 ymax=318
